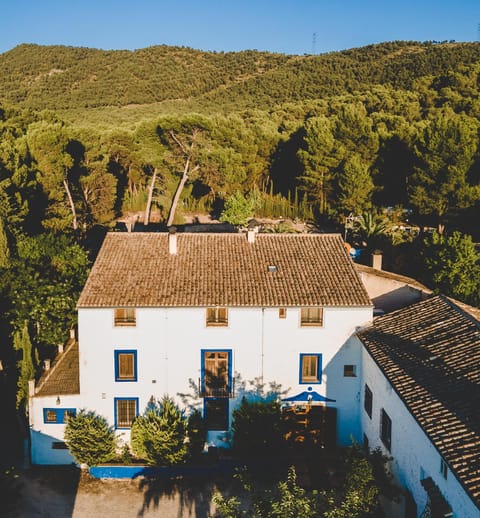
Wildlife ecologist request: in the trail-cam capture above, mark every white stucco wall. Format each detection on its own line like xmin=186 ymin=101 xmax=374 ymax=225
xmin=359 ymin=337 xmax=478 ymax=518
xmin=30 ymin=305 xmax=373 ymax=464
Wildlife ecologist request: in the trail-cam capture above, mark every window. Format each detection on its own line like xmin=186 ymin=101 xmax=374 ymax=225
xmin=201 ymin=350 xmax=232 ymax=397
xmin=364 ymin=384 xmax=372 ymax=418
xmin=380 ymin=409 xmax=392 ymax=451
xmin=344 ymin=365 xmax=357 ymax=377
xmin=114 ymin=350 xmax=137 ymax=382
xmin=206 ymin=307 xmax=228 ymax=326
xmin=114 ymin=308 xmax=136 ymax=326
xmin=43 ymin=408 xmax=76 ymax=424
xmin=440 ymin=458 xmax=448 ymax=479
xmin=300 ymin=307 xmax=323 ymax=326
xmin=279 ymin=307 xmax=287 ymax=319
xmin=204 ymin=399 xmax=229 ymax=430
xmin=300 ymin=354 xmax=322 ymax=384
xmin=115 ymin=397 xmax=138 ymax=429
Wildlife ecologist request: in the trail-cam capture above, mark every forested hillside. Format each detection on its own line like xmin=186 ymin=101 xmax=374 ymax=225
xmin=2 ymin=41 xmax=480 ymax=111
xmin=1 ymin=41 xmax=480 ymax=425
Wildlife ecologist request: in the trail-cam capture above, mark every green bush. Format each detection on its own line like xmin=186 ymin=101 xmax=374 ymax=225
xmin=186 ymin=408 xmax=207 ymax=459
xmin=64 ymin=410 xmax=116 ymax=466
xmin=131 ymin=396 xmax=187 ymax=466
xmin=232 ymin=398 xmax=284 ymax=456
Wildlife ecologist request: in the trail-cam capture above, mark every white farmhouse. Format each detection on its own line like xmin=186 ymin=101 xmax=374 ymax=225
xmin=29 ymin=231 xmax=372 ymax=463
xmin=28 ymin=231 xmax=480 ymax=517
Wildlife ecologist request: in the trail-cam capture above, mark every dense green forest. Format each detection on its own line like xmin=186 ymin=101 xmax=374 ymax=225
xmin=1 ymin=41 xmax=480 ymax=437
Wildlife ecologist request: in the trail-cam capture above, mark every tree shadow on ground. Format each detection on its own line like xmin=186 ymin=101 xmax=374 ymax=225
xmin=5 ymin=466 xmax=81 ymax=518
xmin=136 ymin=473 xmax=232 ymax=518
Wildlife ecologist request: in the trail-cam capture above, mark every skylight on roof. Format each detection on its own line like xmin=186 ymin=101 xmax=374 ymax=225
xmin=267 ymin=265 xmax=278 ymax=273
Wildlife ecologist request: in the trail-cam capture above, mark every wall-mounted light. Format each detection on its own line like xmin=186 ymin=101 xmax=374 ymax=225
xmin=56 ymin=396 xmax=61 ymax=406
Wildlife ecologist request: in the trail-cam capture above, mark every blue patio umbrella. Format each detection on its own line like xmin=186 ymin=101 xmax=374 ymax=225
xmin=282 ymin=387 xmax=335 ymax=404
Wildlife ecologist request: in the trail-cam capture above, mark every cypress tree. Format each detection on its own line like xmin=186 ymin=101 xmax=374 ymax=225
xmin=13 ymin=323 xmax=35 ymax=409
xmin=0 ymin=217 xmax=10 ymax=268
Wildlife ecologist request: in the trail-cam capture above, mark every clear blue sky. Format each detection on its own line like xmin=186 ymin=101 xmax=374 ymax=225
xmin=1 ymin=0 xmax=479 ymax=55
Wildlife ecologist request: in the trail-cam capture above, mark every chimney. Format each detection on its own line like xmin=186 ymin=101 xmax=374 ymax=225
xmin=58 ymin=343 xmax=64 ymax=354
xmin=372 ymin=250 xmax=383 ymax=270
xmin=247 ymin=229 xmax=256 ymax=244
xmin=44 ymin=359 xmax=51 ymax=371
xmin=70 ymin=327 xmax=76 ymax=340
xmin=168 ymin=227 xmax=177 ymax=255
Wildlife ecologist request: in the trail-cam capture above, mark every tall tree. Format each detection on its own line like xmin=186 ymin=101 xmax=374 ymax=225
xmin=133 ymin=120 xmax=166 ymax=223
xmin=409 ymin=111 xmax=480 ymax=231
xmin=0 ymin=216 xmax=10 ymax=268
xmin=333 ymin=103 xmax=379 ymax=164
xmin=26 ymin=122 xmax=78 ymax=232
xmin=298 ymin=116 xmax=341 ymax=214
xmin=420 ymin=230 xmax=480 ymax=305
xmin=335 ymin=154 xmax=374 ymax=216
xmin=13 ymin=322 xmax=35 ymax=409
xmin=155 ymin=116 xmax=211 ymax=226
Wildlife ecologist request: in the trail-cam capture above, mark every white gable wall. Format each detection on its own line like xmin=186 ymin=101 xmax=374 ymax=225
xmin=359 ymin=338 xmax=478 ymax=518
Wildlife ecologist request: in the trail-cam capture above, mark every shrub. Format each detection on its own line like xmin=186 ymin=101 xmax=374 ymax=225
xmin=130 ymin=396 xmax=187 ymax=466
xmin=186 ymin=408 xmax=207 ymax=459
xmin=64 ymin=410 xmax=116 ymax=466
xmin=232 ymin=397 xmax=284 ymax=456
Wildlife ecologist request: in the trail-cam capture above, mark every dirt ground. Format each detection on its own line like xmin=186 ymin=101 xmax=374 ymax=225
xmin=6 ymin=466 xmax=229 ymax=518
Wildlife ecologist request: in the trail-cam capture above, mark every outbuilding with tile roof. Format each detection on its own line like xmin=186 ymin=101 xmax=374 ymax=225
xmin=357 ymin=295 xmax=480 ymax=517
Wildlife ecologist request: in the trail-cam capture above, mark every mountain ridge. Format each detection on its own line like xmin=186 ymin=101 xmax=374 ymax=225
xmin=2 ymin=41 xmax=480 ymax=112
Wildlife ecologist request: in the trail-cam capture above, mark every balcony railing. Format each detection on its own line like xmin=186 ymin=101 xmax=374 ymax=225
xmin=199 ymin=378 xmax=234 ymax=398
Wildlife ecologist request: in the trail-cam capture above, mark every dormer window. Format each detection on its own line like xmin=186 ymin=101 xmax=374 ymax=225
xmin=206 ymin=307 xmax=228 ymax=327
xmin=114 ymin=308 xmax=136 ymax=326
xmin=300 ymin=307 xmax=323 ymax=326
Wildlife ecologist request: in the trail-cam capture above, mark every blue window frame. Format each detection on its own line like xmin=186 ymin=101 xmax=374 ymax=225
xmin=299 ymin=353 xmax=322 ymax=384
xmin=114 ymin=350 xmax=137 ymax=382
xmin=114 ymin=397 xmax=139 ymax=429
xmin=43 ymin=408 xmax=76 ymax=424
xmin=201 ymin=349 xmax=232 ymax=397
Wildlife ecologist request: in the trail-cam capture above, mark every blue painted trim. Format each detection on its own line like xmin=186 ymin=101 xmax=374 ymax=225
xmin=200 ymin=349 xmax=232 ymax=394
xmin=299 ymin=353 xmax=322 ymax=384
xmin=43 ymin=408 xmax=76 ymax=424
xmin=89 ymin=461 xmax=237 ymax=479
xmin=114 ymin=350 xmax=138 ymax=382
xmin=114 ymin=397 xmax=139 ymax=429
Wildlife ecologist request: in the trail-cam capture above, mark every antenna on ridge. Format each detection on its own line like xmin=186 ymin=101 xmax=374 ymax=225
xmin=312 ymin=32 xmax=317 ymax=55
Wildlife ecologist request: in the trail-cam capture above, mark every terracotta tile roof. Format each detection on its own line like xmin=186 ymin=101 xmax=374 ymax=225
xmin=77 ymin=233 xmax=371 ymax=308
xmin=357 ymin=295 xmax=480 ymax=508
xmin=35 ymin=340 xmax=80 ymax=397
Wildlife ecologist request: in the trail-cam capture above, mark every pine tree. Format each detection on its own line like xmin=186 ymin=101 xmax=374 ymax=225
xmin=131 ymin=396 xmax=187 ymax=466
xmin=64 ymin=410 xmax=116 ymax=466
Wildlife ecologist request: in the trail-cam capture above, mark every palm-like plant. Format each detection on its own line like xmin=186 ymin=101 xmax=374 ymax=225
xmin=353 ymin=212 xmax=391 ymax=250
